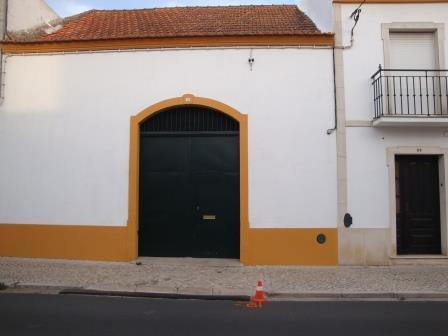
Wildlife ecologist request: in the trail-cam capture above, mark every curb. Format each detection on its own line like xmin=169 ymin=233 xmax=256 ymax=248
xmin=3 ymin=285 xmax=448 ymax=301
xmin=59 ymin=288 xmax=251 ymax=302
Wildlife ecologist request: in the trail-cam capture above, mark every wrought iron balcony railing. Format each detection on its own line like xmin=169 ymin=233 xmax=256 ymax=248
xmin=371 ymin=66 xmax=448 ymax=119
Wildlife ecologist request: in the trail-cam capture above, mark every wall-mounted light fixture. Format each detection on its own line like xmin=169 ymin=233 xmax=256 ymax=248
xmin=344 ymin=213 xmax=353 ymax=228
xmin=248 ymin=49 xmax=254 ymax=71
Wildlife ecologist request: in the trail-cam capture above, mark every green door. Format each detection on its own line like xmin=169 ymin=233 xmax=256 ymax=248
xmin=138 ymin=107 xmax=240 ymax=258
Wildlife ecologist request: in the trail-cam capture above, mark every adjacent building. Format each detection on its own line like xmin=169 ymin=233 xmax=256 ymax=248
xmin=334 ymin=0 xmax=448 ymax=264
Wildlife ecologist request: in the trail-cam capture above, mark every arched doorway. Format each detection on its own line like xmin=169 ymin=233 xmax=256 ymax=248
xmin=139 ymin=105 xmax=239 ymax=258
xmin=128 ymin=94 xmax=248 ymax=260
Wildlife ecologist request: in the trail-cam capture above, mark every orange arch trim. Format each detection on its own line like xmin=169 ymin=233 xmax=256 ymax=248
xmin=127 ymin=94 xmax=249 ymax=259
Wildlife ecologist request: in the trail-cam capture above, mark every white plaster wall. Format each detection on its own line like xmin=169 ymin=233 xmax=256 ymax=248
xmin=339 ymin=3 xmax=448 ymax=121
xmin=0 ymin=48 xmax=337 ymax=228
xmin=338 ymin=3 xmax=448 ymax=231
xmin=347 ymin=127 xmax=448 ymax=229
xmin=8 ymin=0 xmax=59 ymax=31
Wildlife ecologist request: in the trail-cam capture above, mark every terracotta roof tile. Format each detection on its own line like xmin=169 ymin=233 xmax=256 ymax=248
xmin=28 ymin=5 xmax=322 ymax=42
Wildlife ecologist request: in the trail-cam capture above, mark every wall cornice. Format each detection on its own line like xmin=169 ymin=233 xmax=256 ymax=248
xmin=1 ymin=34 xmax=335 ymax=54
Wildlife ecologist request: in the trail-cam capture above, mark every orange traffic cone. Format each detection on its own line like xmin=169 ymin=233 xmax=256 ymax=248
xmin=251 ymin=280 xmax=266 ymax=307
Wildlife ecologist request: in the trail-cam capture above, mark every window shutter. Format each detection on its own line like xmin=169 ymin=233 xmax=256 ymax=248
xmin=389 ymin=32 xmax=436 ymax=69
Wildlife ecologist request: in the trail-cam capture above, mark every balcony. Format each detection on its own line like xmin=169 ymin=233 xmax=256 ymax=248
xmin=371 ymin=66 xmax=448 ymax=127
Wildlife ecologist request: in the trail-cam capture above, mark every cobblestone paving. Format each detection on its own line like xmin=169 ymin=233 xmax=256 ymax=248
xmin=1 ymin=257 xmax=448 ymax=297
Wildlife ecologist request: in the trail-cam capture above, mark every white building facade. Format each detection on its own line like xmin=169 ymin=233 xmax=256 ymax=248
xmin=1 ymin=1 xmax=447 ymax=266
xmin=0 ymin=5 xmax=338 ymax=265
xmin=334 ymin=0 xmax=448 ymax=264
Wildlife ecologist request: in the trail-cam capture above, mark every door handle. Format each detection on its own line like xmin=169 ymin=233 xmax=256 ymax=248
xmin=202 ymin=215 xmax=216 ymax=220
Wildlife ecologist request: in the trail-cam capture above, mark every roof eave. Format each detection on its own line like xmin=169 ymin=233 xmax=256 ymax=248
xmin=1 ymin=34 xmax=335 ymax=54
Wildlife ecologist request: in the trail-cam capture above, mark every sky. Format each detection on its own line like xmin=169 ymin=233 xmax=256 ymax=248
xmin=47 ymin=0 xmax=299 ymax=17
xmin=45 ymin=0 xmax=333 ymax=32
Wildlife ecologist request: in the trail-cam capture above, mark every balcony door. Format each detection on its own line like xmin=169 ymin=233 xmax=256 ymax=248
xmin=389 ymin=32 xmax=436 ymax=69
xmin=387 ymin=32 xmax=443 ymax=115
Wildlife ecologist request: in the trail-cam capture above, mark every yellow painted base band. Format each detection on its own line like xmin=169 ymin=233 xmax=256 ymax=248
xmin=0 ymin=225 xmax=337 ymax=265
xmin=241 ymin=228 xmax=338 ymax=265
xmin=0 ymin=224 xmax=133 ymax=261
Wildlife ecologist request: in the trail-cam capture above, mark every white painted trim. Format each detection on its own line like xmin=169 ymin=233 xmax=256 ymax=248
xmin=373 ymin=117 xmax=448 ymax=127
xmin=334 ymin=3 xmax=350 ymax=264
xmin=346 ymin=120 xmax=373 ymax=127
xmin=386 ymin=147 xmax=448 ymax=257
xmin=390 ymin=255 xmax=448 ymax=259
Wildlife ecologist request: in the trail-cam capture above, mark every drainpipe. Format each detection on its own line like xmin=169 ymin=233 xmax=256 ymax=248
xmin=327 ymin=47 xmax=338 ymax=135
xmin=0 ymin=0 xmax=7 ymax=104
xmin=0 ymin=0 xmax=6 ymax=39
xmin=326 ymin=0 xmax=365 ymax=135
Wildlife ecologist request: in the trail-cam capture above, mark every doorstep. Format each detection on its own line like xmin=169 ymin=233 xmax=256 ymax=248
xmin=135 ymin=257 xmax=243 ymax=267
xmin=389 ymin=255 xmax=448 ymax=265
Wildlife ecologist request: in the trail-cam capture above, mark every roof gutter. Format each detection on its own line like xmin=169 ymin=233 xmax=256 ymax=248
xmin=0 ymin=34 xmax=335 ymax=54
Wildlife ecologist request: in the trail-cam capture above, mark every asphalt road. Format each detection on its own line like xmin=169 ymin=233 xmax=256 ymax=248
xmin=1 ymin=293 xmax=448 ymax=335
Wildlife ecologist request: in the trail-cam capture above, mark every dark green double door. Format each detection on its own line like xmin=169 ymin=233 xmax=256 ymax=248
xmin=138 ymin=133 xmax=240 ymax=258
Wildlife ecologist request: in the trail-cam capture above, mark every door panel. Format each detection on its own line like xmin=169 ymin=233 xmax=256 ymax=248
xmin=191 ymin=136 xmax=239 ymax=172
xmin=138 ymin=136 xmax=194 ymax=256
xmin=140 ymin=137 xmax=190 ymax=171
xmin=193 ymin=173 xmax=239 ymax=258
xmin=396 ymin=155 xmax=441 ymax=255
xmin=191 ymin=135 xmax=240 ymax=258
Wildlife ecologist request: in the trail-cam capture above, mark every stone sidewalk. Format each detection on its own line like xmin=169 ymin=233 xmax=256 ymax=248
xmin=2 ymin=257 xmax=448 ymax=299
